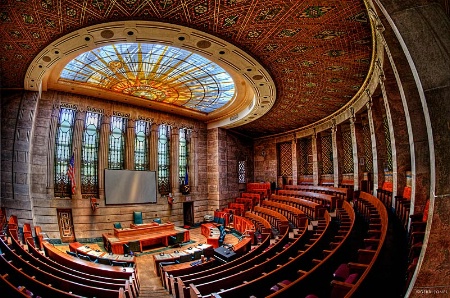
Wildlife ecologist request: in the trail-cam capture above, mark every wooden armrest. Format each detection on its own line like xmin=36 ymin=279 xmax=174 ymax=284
xmin=347 ymin=262 xmax=369 ymax=272
xmin=364 ymin=238 xmax=380 ymax=244
xmin=331 ymin=279 xmax=355 ymax=288
xmin=297 ymin=270 xmax=308 ymax=276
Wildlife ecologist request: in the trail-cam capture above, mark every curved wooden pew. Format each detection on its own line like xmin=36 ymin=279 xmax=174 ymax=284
xmin=261 ymin=200 xmax=307 ymax=228
xmin=193 ymin=213 xmax=330 ymax=298
xmin=285 ymin=184 xmax=350 ymax=201
xmin=43 ymin=241 xmax=140 ymax=295
xmin=243 ymin=211 xmax=272 ymax=235
xmin=169 ymin=232 xmax=271 ymax=298
xmin=0 ymin=272 xmax=33 ymax=297
xmin=0 ymin=253 xmax=83 ymax=297
xmin=266 ymin=200 xmax=356 ymax=297
xmin=175 ymin=226 xmax=296 ymax=298
xmin=278 ymin=189 xmax=340 ymax=210
xmin=331 ymin=191 xmax=388 ymax=298
xmin=270 ymin=194 xmax=325 ymax=219
xmin=0 ymin=236 xmax=134 ymax=297
xmin=253 ymin=206 xmax=290 ymax=233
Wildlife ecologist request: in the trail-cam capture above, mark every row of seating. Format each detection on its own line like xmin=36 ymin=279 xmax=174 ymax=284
xmin=198 ymin=211 xmax=333 ymax=298
xmin=261 ymin=199 xmax=308 ymax=228
xmin=2 ymin=217 xmax=140 ymax=298
xmin=278 ymin=189 xmax=340 ymax=210
xmin=284 ymin=184 xmax=350 ymax=201
xmin=270 ymin=194 xmax=326 ymax=219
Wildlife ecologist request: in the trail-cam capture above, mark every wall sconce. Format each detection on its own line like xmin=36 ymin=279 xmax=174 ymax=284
xmin=90 ymin=198 xmax=99 ymax=211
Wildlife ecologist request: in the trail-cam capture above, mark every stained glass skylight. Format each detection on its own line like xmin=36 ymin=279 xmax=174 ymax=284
xmin=60 ymin=43 xmax=236 ymax=113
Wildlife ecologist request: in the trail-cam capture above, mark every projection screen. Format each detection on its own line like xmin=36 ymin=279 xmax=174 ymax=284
xmin=105 ymin=169 xmax=157 ymax=205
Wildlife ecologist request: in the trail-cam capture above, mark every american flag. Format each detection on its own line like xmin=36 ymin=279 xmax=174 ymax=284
xmin=67 ymin=153 xmax=76 ymax=195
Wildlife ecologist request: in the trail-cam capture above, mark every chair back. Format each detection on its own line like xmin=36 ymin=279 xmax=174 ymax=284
xmin=133 ymin=211 xmax=143 ymax=224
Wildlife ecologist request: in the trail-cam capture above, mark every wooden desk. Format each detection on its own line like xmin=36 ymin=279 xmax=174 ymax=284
xmin=103 ymin=223 xmax=190 ymax=254
xmin=69 ymin=242 xmax=136 ymax=265
xmin=201 ymin=223 xmax=220 ymax=248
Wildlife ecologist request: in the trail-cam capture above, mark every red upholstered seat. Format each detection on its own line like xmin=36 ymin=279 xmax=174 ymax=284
xmin=345 ymin=273 xmax=359 ymax=284
xmin=333 ymin=263 xmax=350 ymax=281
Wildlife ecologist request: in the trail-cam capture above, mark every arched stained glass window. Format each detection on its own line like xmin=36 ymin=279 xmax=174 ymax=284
xmin=135 ymin=120 xmax=150 ymax=170
xmin=109 ymin=116 xmax=127 ymax=169
xmin=81 ymin=111 xmax=101 ymax=195
xmin=179 ymin=128 xmax=190 ymax=184
xmin=158 ymin=124 xmax=171 ymax=195
xmin=54 ymin=107 xmax=76 ymax=197
xmin=321 ymin=134 xmax=333 ymax=175
xmin=342 ymin=128 xmax=353 ymax=174
xmin=60 ymin=43 xmax=236 ymax=114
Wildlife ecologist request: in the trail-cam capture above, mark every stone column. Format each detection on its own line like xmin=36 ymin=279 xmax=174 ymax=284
xmin=149 ymin=125 xmax=158 ymax=172
xmin=291 ymin=138 xmax=297 ymax=185
xmin=98 ymin=115 xmax=110 ymax=200
xmin=366 ymin=100 xmax=379 ymax=194
xmin=189 ymin=130 xmax=197 ymax=192
xmin=72 ymin=110 xmax=85 ymax=199
xmin=332 ymin=123 xmax=340 ymax=187
xmin=379 ymin=74 xmax=398 ymax=201
xmin=349 ymin=115 xmax=359 ymax=191
xmin=46 ymin=104 xmax=59 ymax=196
xmin=171 ymin=128 xmax=180 ymax=196
xmin=125 ymin=119 xmax=135 ymax=170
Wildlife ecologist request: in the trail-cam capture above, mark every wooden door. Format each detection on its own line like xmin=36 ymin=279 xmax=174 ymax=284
xmin=57 ymin=209 xmax=76 ymax=243
xmin=183 ymin=202 xmax=194 ymax=227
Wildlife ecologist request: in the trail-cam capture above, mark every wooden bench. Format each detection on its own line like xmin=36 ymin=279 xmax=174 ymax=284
xmin=169 ymin=232 xmax=272 ymax=298
xmin=284 ymin=185 xmax=350 ymax=201
xmin=0 ymin=237 xmax=130 ymax=298
xmin=270 ymin=194 xmax=325 ymax=220
xmin=329 ymin=191 xmax=388 ymax=297
xmin=253 ymin=206 xmax=289 ymax=234
xmin=377 ymin=181 xmax=393 ymax=209
xmin=278 ymin=189 xmax=340 ymax=210
xmin=191 ymin=213 xmax=328 ymax=298
xmin=261 ymin=200 xmax=308 ymax=228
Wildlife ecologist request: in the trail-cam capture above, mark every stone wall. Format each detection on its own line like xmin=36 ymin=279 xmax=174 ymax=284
xmin=2 ymin=90 xmax=211 ymax=240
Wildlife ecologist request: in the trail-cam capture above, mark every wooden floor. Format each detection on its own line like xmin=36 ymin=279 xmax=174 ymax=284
xmin=56 ymin=226 xmax=239 ymax=298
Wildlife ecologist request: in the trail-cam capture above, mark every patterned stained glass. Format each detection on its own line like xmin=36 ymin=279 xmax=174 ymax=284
xmin=238 ymin=160 xmax=246 ymax=183
xmin=179 ymin=128 xmax=190 ymax=184
xmin=54 ymin=107 xmax=76 ymax=197
xmin=362 ymin=119 xmax=373 ymax=172
xmin=321 ymin=134 xmax=333 ymax=174
xmin=60 ymin=43 xmax=236 ymax=114
xmin=279 ymin=142 xmax=292 ymax=177
xmin=108 ymin=116 xmax=127 ymax=169
xmin=383 ymin=115 xmax=393 ymax=171
xmin=81 ymin=111 xmax=101 ymax=195
xmin=299 ymin=138 xmax=313 ymax=175
xmin=342 ymin=128 xmax=353 ymax=173
xmin=158 ymin=124 xmax=171 ymax=195
xmin=135 ymin=120 xmax=150 ymax=170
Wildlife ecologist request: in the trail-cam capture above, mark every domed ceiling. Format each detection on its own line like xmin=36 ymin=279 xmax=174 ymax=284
xmin=0 ymin=0 xmax=372 ymax=138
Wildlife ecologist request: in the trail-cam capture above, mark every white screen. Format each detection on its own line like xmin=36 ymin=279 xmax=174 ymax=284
xmin=104 ymin=169 xmax=157 ymax=205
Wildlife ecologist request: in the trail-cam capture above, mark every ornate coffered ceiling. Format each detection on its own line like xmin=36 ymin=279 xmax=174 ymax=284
xmin=0 ymin=0 xmax=373 ymax=138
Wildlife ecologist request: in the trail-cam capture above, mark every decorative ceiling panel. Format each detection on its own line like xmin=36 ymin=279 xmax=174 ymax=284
xmin=0 ymin=0 xmax=372 ymax=137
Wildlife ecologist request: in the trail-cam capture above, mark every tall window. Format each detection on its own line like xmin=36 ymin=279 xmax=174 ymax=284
xmin=158 ymin=124 xmax=171 ymax=194
xmin=81 ymin=112 xmax=101 ymax=195
xmin=299 ymin=138 xmax=313 ymax=175
xmin=238 ymin=160 xmax=246 ymax=183
xmin=362 ymin=118 xmax=373 ymax=172
xmin=108 ymin=116 xmax=127 ymax=169
xmin=179 ymin=128 xmax=190 ymax=184
xmin=321 ymin=134 xmax=333 ymax=174
xmin=54 ymin=107 xmax=76 ymax=197
xmin=135 ymin=120 xmax=150 ymax=170
xmin=279 ymin=142 xmax=292 ymax=177
xmin=342 ymin=128 xmax=353 ymax=173
xmin=383 ymin=115 xmax=393 ymax=171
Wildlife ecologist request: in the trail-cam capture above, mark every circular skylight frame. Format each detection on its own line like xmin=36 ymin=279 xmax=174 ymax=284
xmin=59 ymin=43 xmax=236 ymax=114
